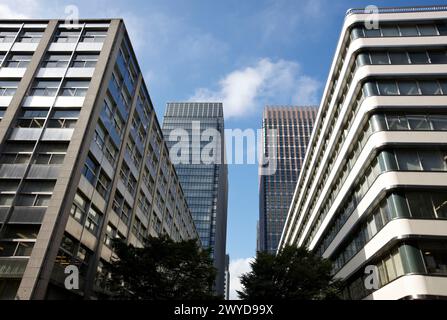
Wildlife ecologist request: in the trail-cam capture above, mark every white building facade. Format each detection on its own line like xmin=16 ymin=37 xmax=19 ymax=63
xmin=279 ymin=6 xmax=447 ymax=300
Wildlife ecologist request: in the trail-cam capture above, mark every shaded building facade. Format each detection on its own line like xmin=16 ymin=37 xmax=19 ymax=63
xmin=0 ymin=19 xmax=198 ymax=300
xmin=259 ymin=106 xmax=317 ymax=254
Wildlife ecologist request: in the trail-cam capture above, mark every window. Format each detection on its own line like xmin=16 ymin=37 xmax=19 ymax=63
xmin=407 ymin=115 xmax=430 ymax=130
xmin=370 ymin=52 xmax=389 ymax=64
xmin=42 ymin=54 xmax=71 ymax=68
xmin=81 ymin=29 xmax=107 ymax=43
xmin=389 ymin=51 xmax=409 ymax=64
xmin=16 ymin=108 xmax=48 ymax=128
xmin=82 ymin=153 xmax=98 ymax=185
xmin=61 ymin=80 xmax=90 ymax=97
xmin=364 ymin=28 xmax=381 ymax=37
xmin=407 ymin=192 xmax=435 ymax=218
xmin=432 ymin=193 xmax=447 ymax=218
xmin=0 ymin=30 xmax=18 ymax=43
xmin=4 ymin=53 xmax=32 ymax=68
xmin=17 ymin=30 xmax=43 ymax=43
xmin=399 ymin=25 xmax=418 ymax=36
xmin=396 ymin=149 xmax=421 ymax=171
xmin=16 ymin=180 xmax=55 ymax=207
xmin=54 ymin=29 xmax=80 ymax=43
xmin=71 ymin=53 xmax=98 ymax=68
xmin=421 ymin=242 xmax=447 ymax=274
xmin=386 ymin=115 xmax=409 ymax=130
xmin=0 ymin=80 xmax=19 ymax=96
xmin=398 ymin=80 xmax=419 ymax=95
xmin=71 ymin=191 xmax=87 ymax=222
xmin=85 ymin=205 xmax=102 ymax=235
xmin=381 ymin=25 xmax=399 ymax=37
xmin=418 ymin=80 xmax=442 ymax=95
xmin=378 ymin=81 xmax=398 ymax=95
xmin=417 ymin=24 xmax=438 ymax=36
xmin=96 ymin=171 xmax=111 ymax=199
xmin=34 ymin=142 xmax=67 ymax=165
xmin=429 ymin=51 xmax=447 ymax=64
xmin=30 ymin=79 xmax=60 ymax=96
xmin=409 ymin=51 xmax=429 ymax=64
xmin=48 ymin=109 xmax=80 ymax=128
xmin=419 ymin=150 xmax=447 ymax=171
xmin=0 ymin=180 xmax=19 ymax=206
xmin=430 ymin=115 xmax=447 ymax=130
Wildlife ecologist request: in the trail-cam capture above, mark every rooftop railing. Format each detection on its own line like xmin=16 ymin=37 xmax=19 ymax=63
xmin=346 ymin=5 xmax=447 ymax=16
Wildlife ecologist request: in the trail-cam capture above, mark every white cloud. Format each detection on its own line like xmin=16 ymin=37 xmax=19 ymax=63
xmin=0 ymin=0 xmax=41 ymax=19
xmin=190 ymin=58 xmax=320 ymax=119
xmin=229 ymin=257 xmax=254 ymax=300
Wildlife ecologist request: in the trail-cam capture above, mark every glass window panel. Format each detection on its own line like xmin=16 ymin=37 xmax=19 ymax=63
xmin=419 ymin=80 xmax=442 ymax=95
xmin=399 ymin=25 xmax=419 ymax=36
xmin=419 ymin=150 xmax=446 ymax=171
xmin=389 ymin=52 xmax=409 ymax=64
xmin=381 ymin=25 xmax=399 ymax=36
xmin=409 ymin=51 xmax=430 ymax=64
xmin=396 ymin=149 xmax=422 ymax=171
xmin=417 ymin=24 xmax=438 ymax=36
xmin=430 ymin=115 xmax=447 ymax=130
xmin=386 ymin=115 xmax=409 ymax=130
xmin=365 ymin=28 xmax=381 ymax=37
xmin=378 ymin=81 xmax=398 ymax=95
xmin=378 ymin=261 xmax=388 ymax=286
xmin=439 ymin=80 xmax=447 ymax=94
xmin=385 ymin=255 xmax=397 ymax=281
xmin=407 ymin=115 xmax=430 ymax=130
xmin=392 ymin=250 xmax=404 ymax=277
xmin=398 ymin=80 xmax=420 ymax=95
xmin=432 ymin=193 xmax=447 ymax=218
xmin=436 ymin=23 xmax=447 ymax=35
xmin=370 ymin=52 xmax=389 ymax=64
xmin=429 ymin=51 xmax=447 ymax=64
xmin=407 ymin=192 xmax=435 ymax=218
xmin=0 ymin=195 xmax=14 ymax=206
xmin=15 ymin=242 xmax=34 ymax=256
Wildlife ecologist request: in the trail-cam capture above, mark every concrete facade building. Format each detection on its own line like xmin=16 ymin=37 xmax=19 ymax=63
xmin=0 ymin=19 xmax=198 ymax=300
xmin=162 ymin=102 xmax=228 ymax=296
xmin=279 ymin=6 xmax=447 ymax=299
xmin=259 ymin=106 xmax=317 ymax=254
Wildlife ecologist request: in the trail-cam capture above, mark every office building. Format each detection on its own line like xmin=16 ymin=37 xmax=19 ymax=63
xmin=279 ymin=6 xmax=447 ymax=299
xmin=224 ymin=254 xmax=230 ymax=300
xmin=0 ymin=19 xmax=198 ymax=300
xmin=259 ymin=106 xmax=317 ymax=254
xmin=162 ymin=102 xmax=228 ymax=296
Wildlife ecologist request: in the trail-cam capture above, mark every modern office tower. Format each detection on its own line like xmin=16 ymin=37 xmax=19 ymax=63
xmin=0 ymin=19 xmax=198 ymax=300
xmin=258 ymin=106 xmax=317 ymax=254
xmin=162 ymin=102 xmax=228 ymax=296
xmin=279 ymin=6 xmax=447 ymax=300
xmin=224 ymin=254 xmax=230 ymax=300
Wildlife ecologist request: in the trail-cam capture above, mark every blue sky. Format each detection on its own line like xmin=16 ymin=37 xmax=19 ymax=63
xmin=2 ymin=0 xmax=445 ymax=298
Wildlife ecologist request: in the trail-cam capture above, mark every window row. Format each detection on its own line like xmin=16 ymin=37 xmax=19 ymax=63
xmin=358 ymin=49 xmax=447 ymax=66
xmin=332 ymin=189 xmax=447 ymax=273
xmin=342 ymin=240 xmax=447 ymax=300
xmin=364 ymin=79 xmax=447 ymax=96
xmin=351 ymin=22 xmax=447 ymax=39
xmin=29 ymin=79 xmax=90 ymax=97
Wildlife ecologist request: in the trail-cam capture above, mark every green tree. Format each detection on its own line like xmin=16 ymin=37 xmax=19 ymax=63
xmin=238 ymin=246 xmax=341 ymax=300
xmin=106 ymin=235 xmax=220 ymax=300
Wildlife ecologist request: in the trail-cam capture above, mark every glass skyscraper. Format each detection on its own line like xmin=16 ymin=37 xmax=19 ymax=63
xmin=259 ymin=106 xmax=317 ymax=254
xmin=162 ymin=102 xmax=228 ymax=296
